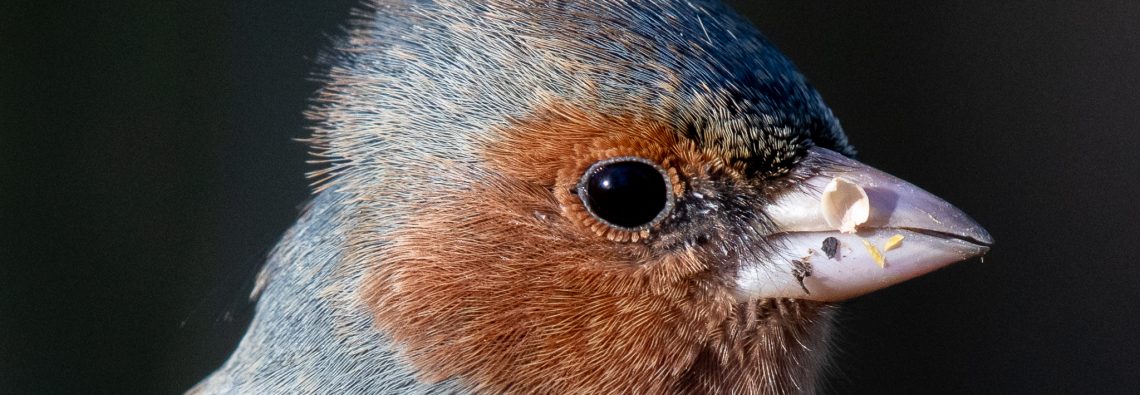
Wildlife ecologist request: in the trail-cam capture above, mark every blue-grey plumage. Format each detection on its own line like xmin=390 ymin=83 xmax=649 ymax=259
xmin=192 ymin=1 xmax=990 ymax=393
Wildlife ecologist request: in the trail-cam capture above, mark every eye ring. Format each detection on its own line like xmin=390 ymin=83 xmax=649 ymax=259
xmin=576 ymin=156 xmax=676 ymax=233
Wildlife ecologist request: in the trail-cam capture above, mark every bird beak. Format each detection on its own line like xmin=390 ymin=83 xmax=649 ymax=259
xmin=736 ymin=147 xmax=994 ymax=302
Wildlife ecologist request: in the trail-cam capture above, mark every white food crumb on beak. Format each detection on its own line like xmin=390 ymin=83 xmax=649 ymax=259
xmin=820 ymin=177 xmax=870 ymax=233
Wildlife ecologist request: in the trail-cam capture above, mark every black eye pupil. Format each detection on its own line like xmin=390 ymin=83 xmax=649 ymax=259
xmin=583 ymin=160 xmax=669 ymax=229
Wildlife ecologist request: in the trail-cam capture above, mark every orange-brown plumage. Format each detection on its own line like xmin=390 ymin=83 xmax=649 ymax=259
xmin=193 ymin=1 xmax=990 ymax=393
xmin=360 ymin=103 xmax=833 ymax=393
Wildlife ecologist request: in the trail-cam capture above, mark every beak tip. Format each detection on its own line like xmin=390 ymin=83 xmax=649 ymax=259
xmin=949 ymin=213 xmax=994 ymax=247
xmin=976 ymin=227 xmax=995 ymax=247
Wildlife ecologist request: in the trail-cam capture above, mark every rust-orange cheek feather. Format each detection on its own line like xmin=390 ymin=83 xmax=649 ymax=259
xmin=192 ymin=1 xmax=992 ymax=394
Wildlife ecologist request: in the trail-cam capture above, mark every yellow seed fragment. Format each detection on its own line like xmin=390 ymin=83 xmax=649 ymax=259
xmin=861 ymin=238 xmax=885 ymax=268
xmin=883 ymin=234 xmax=905 ymax=251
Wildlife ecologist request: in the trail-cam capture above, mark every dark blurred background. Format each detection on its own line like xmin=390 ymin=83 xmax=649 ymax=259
xmin=3 ymin=1 xmax=1138 ymax=393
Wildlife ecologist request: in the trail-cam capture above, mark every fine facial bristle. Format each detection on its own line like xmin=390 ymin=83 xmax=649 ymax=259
xmin=197 ymin=1 xmax=857 ymax=393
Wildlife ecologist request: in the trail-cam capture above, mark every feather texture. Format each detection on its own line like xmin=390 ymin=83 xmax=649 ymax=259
xmin=194 ymin=1 xmax=852 ymax=393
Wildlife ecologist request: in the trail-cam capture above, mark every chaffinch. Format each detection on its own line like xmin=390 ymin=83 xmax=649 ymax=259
xmin=193 ymin=1 xmax=991 ymax=393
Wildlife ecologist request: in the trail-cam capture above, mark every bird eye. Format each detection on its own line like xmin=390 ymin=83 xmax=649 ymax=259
xmin=578 ymin=157 xmax=673 ymax=231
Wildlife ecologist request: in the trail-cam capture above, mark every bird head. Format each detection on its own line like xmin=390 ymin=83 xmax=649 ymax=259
xmin=292 ymin=0 xmax=993 ymax=393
